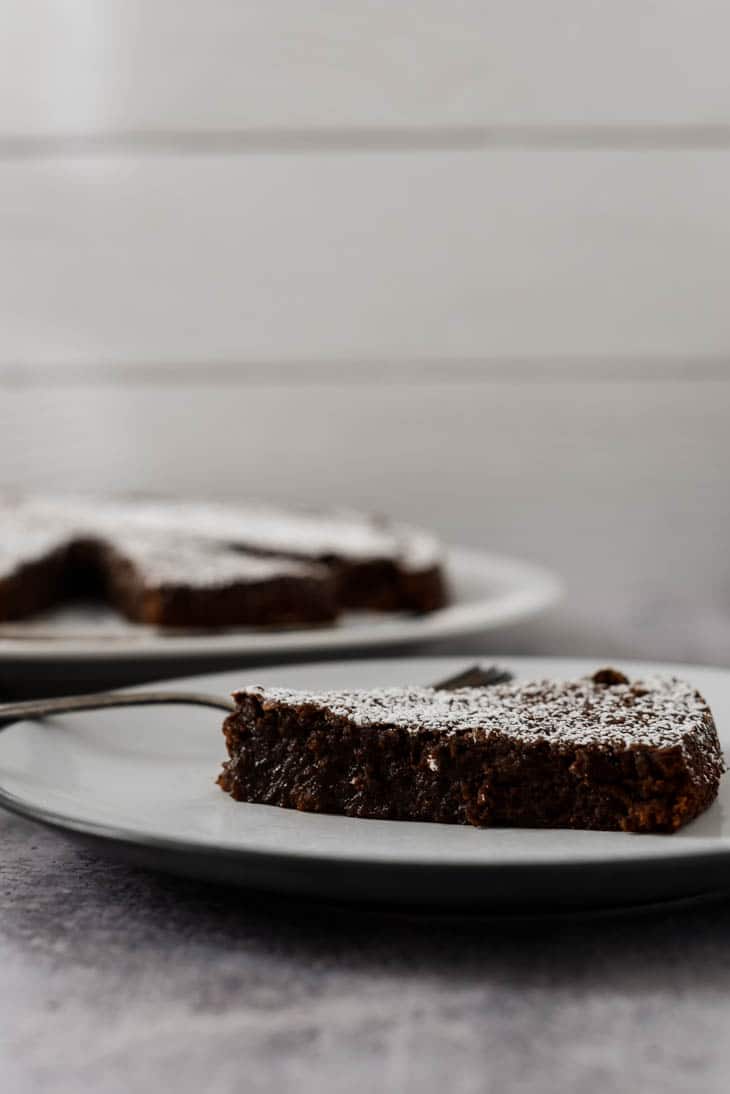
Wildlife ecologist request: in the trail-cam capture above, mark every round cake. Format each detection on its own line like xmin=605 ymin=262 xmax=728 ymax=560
xmin=0 ymin=496 xmax=448 ymax=628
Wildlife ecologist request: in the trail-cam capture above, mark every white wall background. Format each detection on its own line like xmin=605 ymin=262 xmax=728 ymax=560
xmin=2 ymin=2 xmax=730 ymax=366
xmin=3 ymin=2 xmax=730 ymax=135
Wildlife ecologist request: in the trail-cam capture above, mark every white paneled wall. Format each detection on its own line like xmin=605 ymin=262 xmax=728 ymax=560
xmin=2 ymin=150 xmax=730 ymax=364
xmin=1 ymin=4 xmax=730 ymax=367
xmin=1 ymin=1 xmax=730 ymax=135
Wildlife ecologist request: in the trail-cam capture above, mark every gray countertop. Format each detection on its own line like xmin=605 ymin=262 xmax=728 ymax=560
xmin=3 ymin=806 xmax=730 ymax=1094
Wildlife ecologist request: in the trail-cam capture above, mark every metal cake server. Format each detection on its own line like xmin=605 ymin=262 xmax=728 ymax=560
xmin=0 ymin=664 xmax=512 ymax=730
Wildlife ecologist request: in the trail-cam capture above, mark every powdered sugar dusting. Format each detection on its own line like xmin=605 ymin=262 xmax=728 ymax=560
xmin=110 ymin=535 xmax=327 ymax=588
xmin=117 ymin=501 xmax=400 ymax=562
xmin=118 ymin=501 xmax=443 ymax=572
xmin=6 ymin=496 xmax=443 ymax=573
xmin=234 ymin=675 xmax=725 ymax=779
xmin=0 ymin=504 xmax=326 ymax=589
xmin=391 ymin=524 xmax=442 ymax=571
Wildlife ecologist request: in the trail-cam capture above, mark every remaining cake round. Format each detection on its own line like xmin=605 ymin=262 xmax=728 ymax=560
xmin=218 ymin=669 xmax=725 ymax=832
xmin=0 ymin=496 xmax=448 ymax=628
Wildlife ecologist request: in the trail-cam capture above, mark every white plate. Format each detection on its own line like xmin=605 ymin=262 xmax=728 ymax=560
xmin=0 ymin=546 xmax=560 ymax=664
xmin=1 ymin=655 xmax=729 ymax=911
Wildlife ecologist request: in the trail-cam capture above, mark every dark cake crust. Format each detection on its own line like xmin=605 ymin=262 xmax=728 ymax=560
xmin=103 ymin=548 xmax=338 ymax=628
xmin=332 ymin=558 xmax=447 ymax=614
xmin=218 ymin=669 xmax=725 ymax=833
xmin=0 ymin=548 xmax=69 ymax=621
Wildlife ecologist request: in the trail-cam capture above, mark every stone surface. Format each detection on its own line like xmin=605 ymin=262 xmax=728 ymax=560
xmin=3 ymin=809 xmax=730 ymax=1094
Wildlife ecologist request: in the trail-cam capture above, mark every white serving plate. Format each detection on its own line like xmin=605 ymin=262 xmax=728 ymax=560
xmin=1 ymin=655 xmax=728 ymax=912
xmin=0 ymin=546 xmax=560 ymax=664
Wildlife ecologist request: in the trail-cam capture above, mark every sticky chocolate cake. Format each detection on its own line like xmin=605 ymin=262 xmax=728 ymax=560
xmin=107 ymin=499 xmax=447 ymax=614
xmin=0 ymin=497 xmax=448 ymax=628
xmin=218 ymin=669 xmax=725 ymax=832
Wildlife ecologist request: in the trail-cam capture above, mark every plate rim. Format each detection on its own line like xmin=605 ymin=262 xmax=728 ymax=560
xmin=2 ymin=780 xmax=730 ymax=875
xmin=0 ymin=545 xmax=562 ymax=662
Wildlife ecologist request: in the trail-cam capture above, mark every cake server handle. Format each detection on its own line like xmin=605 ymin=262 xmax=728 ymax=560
xmin=0 ymin=663 xmax=512 ymax=730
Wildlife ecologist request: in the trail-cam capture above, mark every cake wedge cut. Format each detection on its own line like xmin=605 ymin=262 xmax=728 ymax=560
xmin=217 ymin=668 xmax=724 ymax=832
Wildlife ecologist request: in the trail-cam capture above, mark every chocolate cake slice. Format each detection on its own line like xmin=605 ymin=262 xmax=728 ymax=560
xmin=99 ymin=499 xmax=448 ymax=614
xmin=218 ymin=669 xmax=725 ymax=833
xmin=101 ymin=536 xmax=337 ymax=627
xmin=0 ymin=513 xmax=337 ymax=628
